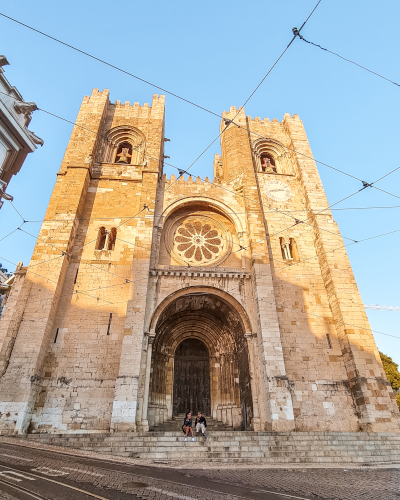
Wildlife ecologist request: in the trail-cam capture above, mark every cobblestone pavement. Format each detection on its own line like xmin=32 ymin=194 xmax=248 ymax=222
xmin=188 ymin=467 xmax=400 ymax=500
xmin=0 ymin=492 xmax=17 ymax=500
xmin=0 ymin=439 xmax=399 ymax=500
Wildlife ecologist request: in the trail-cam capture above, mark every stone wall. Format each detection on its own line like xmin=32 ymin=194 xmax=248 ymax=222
xmin=0 ymin=90 xmax=397 ymax=435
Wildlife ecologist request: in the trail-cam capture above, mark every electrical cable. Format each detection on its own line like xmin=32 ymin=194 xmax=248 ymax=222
xmin=56 ymin=2 xmax=323 ymax=257
xmin=0 ymin=12 xmax=220 ymax=118
xmin=2 ymin=3 xmax=398 ymax=324
xmin=274 ymin=227 xmax=400 ymax=273
xmin=0 ymin=255 xmax=114 ymax=305
xmin=226 ymin=282 xmax=400 ymax=340
xmin=12 ymin=204 xmax=400 ymax=225
xmin=232 ymin=162 xmax=400 ymax=255
xmin=1 ymin=6 xmax=398 ymax=345
xmin=297 ymin=35 xmax=400 ymax=88
xmin=4 ymin=83 xmax=400 ymax=233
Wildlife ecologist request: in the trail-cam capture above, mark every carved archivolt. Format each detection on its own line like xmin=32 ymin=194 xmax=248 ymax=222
xmin=165 ymin=215 xmax=232 ymax=267
xmin=97 ymin=125 xmax=146 ymax=164
xmin=252 ymin=137 xmax=293 ymax=175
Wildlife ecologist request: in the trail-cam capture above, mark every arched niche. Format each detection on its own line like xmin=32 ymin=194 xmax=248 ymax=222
xmin=101 ymin=125 xmax=146 ymax=165
xmin=252 ymin=137 xmax=293 ymax=175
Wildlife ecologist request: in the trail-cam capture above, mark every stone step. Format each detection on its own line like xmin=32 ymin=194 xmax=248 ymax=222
xmin=20 ymin=430 xmax=400 ymax=464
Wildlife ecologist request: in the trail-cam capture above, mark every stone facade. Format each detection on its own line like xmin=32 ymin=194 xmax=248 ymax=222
xmin=0 ymin=56 xmax=43 ymax=207
xmin=0 ymin=89 xmax=398 ymax=436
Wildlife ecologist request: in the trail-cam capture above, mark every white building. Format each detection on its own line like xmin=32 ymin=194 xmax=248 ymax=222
xmin=0 ymin=55 xmax=43 ymax=208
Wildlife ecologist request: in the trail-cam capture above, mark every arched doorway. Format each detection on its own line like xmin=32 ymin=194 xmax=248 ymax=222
xmin=173 ymin=338 xmax=211 ymax=416
xmin=147 ymin=291 xmax=254 ymax=430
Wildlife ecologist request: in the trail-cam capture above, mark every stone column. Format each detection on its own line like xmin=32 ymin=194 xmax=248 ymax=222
xmin=244 ymin=333 xmax=261 ymax=431
xmin=140 ymin=333 xmax=154 ymax=432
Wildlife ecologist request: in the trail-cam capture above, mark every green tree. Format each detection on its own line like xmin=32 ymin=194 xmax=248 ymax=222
xmin=379 ymin=352 xmax=400 ymax=410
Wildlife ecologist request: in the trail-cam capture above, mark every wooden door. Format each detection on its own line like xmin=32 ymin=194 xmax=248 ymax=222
xmin=173 ymin=338 xmax=210 ymax=416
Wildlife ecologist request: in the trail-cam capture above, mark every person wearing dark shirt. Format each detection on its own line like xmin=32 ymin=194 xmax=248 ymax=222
xmin=195 ymin=412 xmax=207 ymax=435
xmin=182 ymin=412 xmax=194 ymax=441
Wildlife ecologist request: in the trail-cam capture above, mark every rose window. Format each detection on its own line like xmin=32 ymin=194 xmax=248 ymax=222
xmin=173 ymin=219 xmax=226 ymax=265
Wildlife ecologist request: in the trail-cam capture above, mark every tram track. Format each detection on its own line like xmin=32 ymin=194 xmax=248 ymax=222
xmin=0 ymin=440 xmax=314 ymax=500
xmin=0 ymin=477 xmax=47 ymax=500
xmin=0 ymin=463 xmax=113 ymax=500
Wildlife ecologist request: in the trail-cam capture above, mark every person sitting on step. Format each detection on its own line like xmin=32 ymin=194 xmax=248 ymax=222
xmin=195 ymin=412 xmax=207 ymax=435
xmin=182 ymin=412 xmax=194 ymax=441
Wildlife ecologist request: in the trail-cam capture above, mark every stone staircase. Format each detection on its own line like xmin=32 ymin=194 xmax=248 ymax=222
xmin=20 ymin=430 xmax=400 ymax=464
xmin=149 ymin=415 xmax=233 ymax=433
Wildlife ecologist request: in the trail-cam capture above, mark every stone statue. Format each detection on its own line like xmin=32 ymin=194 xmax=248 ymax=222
xmin=261 ymin=156 xmax=276 ymax=173
xmin=14 ymin=102 xmax=38 ymax=115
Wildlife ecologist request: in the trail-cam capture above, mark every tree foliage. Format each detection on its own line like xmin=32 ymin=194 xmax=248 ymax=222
xmin=380 ymin=352 xmax=400 ymax=391
xmin=379 ymin=352 xmax=400 ymax=410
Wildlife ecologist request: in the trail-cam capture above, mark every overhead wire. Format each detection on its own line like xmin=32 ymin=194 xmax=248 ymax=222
xmin=1 ymin=2 xmax=399 ymax=341
xmin=7 ymin=204 xmax=400 ymax=226
xmin=0 ymin=12 xmax=220 ymax=118
xmin=274 ymin=227 xmax=400 ymax=273
xmin=226 ymin=282 xmax=400 ymax=340
xmin=297 ymin=34 xmax=400 ymax=88
xmin=2 ymin=151 xmax=400 ymax=280
xmin=50 ymin=1 xmax=323 ymax=257
xmin=0 ymin=255 xmax=114 ymax=305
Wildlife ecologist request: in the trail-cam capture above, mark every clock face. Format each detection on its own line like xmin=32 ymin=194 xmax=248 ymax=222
xmin=264 ymin=179 xmax=292 ymax=202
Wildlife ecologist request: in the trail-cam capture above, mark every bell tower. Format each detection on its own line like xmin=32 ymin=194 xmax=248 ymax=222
xmin=0 ymin=89 xmax=166 ymax=435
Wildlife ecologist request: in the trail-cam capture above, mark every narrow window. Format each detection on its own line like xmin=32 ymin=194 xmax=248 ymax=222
xmin=280 ymin=237 xmax=286 ymax=260
xmin=95 ymin=227 xmax=107 ymax=250
xmin=108 ymin=228 xmax=117 ymax=251
xmin=74 ymin=268 xmax=79 ymax=284
xmin=107 ymin=313 xmax=112 ymax=335
xmin=54 ymin=328 xmax=60 ymax=343
xmin=326 ymin=334 xmax=332 ymax=349
xmin=280 ymin=237 xmax=292 ymax=260
xmin=289 ymin=238 xmax=299 ymax=262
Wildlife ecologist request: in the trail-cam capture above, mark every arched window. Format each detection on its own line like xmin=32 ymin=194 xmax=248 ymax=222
xmin=279 ymin=237 xmax=300 ymax=261
xmin=108 ymin=227 xmax=117 ymax=251
xmin=96 ymin=227 xmax=107 ymax=250
xmin=115 ymin=141 xmax=133 ymax=164
xmin=280 ymin=237 xmax=291 ymax=260
xmin=260 ymin=153 xmax=276 ymax=173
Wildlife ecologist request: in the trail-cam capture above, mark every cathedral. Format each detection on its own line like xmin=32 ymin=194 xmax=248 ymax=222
xmin=0 ymin=89 xmax=398 ymax=436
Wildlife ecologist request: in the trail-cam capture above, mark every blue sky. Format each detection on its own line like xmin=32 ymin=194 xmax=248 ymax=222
xmin=1 ymin=0 xmax=399 ymax=363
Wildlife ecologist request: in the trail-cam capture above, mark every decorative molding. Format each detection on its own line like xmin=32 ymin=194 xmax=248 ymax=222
xmin=150 ymin=266 xmax=251 ymax=279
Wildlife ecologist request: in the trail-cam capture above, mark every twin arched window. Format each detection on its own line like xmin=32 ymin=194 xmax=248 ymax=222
xmin=95 ymin=227 xmax=117 ymax=251
xmin=279 ymin=237 xmax=299 ymax=261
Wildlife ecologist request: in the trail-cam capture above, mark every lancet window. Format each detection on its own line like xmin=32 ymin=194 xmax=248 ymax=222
xmin=279 ymin=237 xmax=299 ymax=261
xmin=95 ymin=227 xmax=117 ymax=251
